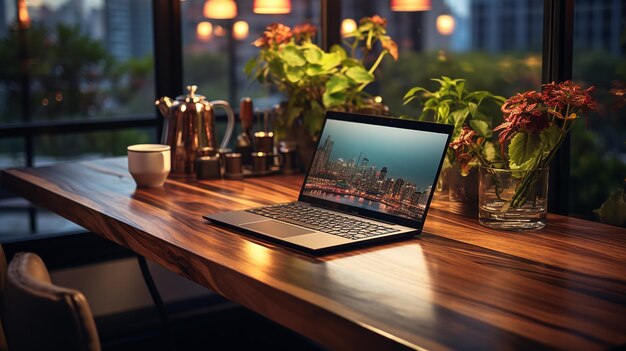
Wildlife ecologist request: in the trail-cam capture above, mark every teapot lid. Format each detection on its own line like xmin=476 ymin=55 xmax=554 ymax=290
xmin=177 ymin=85 xmax=206 ymax=103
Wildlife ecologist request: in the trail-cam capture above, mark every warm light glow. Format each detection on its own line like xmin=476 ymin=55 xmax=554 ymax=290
xmin=196 ymin=21 xmax=213 ymax=42
xmin=390 ymin=0 xmax=431 ymax=11
xmin=17 ymin=0 xmax=31 ymax=27
xmin=214 ymin=25 xmax=227 ymax=37
xmin=436 ymin=14 xmax=455 ymax=36
xmin=203 ymin=0 xmax=237 ymax=19
xmin=341 ymin=18 xmax=357 ymax=37
xmin=243 ymin=241 xmax=273 ymax=280
xmin=232 ymin=20 xmax=249 ymax=40
xmin=253 ymin=0 xmax=292 ymax=14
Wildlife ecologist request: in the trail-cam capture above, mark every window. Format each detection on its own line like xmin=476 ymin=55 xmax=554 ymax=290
xmin=341 ymin=0 xmax=543 ymax=117
xmin=0 ymin=0 xmax=156 ymax=238
xmin=181 ymin=0 xmax=320 ymax=110
xmin=570 ymin=0 xmax=626 ymax=223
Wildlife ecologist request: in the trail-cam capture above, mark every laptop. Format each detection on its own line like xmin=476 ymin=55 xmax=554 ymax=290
xmin=204 ymin=111 xmax=453 ymax=253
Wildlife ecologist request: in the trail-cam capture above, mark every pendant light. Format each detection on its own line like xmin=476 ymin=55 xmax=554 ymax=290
xmin=253 ymin=0 xmax=292 ymax=14
xmin=203 ymin=0 xmax=238 ymax=20
xmin=390 ymin=0 xmax=431 ymax=12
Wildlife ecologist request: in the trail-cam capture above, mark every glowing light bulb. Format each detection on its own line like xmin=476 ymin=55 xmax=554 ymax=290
xmin=197 ymin=21 xmax=213 ymax=42
xmin=436 ymin=14 xmax=456 ymax=36
xmin=341 ymin=18 xmax=357 ymax=37
xmin=233 ymin=21 xmax=249 ymax=41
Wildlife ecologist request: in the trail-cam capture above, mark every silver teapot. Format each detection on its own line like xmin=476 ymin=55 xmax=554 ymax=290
xmin=156 ymin=85 xmax=235 ymax=174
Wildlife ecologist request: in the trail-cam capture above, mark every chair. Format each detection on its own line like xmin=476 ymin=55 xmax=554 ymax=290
xmin=4 ymin=252 xmax=101 ymax=351
xmin=0 ymin=244 xmax=7 ymax=351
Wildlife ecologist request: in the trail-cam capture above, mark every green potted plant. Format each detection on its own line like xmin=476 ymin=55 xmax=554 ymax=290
xmin=403 ymin=77 xmax=505 ymax=207
xmin=245 ymin=16 xmax=397 ymax=165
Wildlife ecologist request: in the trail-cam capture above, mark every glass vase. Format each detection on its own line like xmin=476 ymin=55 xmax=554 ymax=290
xmin=478 ymin=166 xmax=549 ymax=230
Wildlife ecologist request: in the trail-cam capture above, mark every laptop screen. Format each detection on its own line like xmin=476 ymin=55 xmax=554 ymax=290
xmin=299 ymin=112 xmax=452 ymax=227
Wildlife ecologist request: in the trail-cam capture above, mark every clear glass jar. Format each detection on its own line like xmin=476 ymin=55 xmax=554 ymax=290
xmin=479 ymin=166 xmax=549 ymax=230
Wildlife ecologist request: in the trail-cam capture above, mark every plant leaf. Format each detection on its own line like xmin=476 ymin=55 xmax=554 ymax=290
xmin=469 ymin=119 xmax=492 ymax=138
xmin=323 ymin=90 xmax=347 ymax=107
xmin=329 ymin=44 xmax=348 ymax=60
xmin=303 ymin=48 xmax=323 ymax=64
xmin=403 ymin=87 xmax=429 ymax=101
xmin=341 ymin=58 xmax=360 ymax=68
xmin=286 ymin=66 xmax=305 ymax=83
xmin=303 ymin=101 xmax=325 ymax=136
xmin=279 ymin=45 xmax=306 ymax=67
xmin=437 ymin=103 xmax=450 ymax=123
xmin=325 ymin=74 xmax=350 ymax=94
xmin=508 ymin=132 xmax=541 ymax=169
xmin=305 ymin=64 xmax=325 ymax=76
xmin=345 ymin=66 xmax=374 ymax=84
xmin=455 ymin=80 xmax=466 ymax=98
xmin=482 ymin=141 xmax=498 ymax=162
xmin=268 ymin=58 xmax=284 ymax=76
xmin=244 ymin=57 xmax=258 ymax=76
xmin=319 ymin=51 xmax=342 ymax=70
xmin=449 ymin=108 xmax=469 ymax=134
xmin=594 ymin=191 xmax=626 ymax=226
xmin=539 ymin=124 xmax=561 ymax=153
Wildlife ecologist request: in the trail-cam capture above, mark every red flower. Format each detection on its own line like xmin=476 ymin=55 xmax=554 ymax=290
xmin=449 ymin=125 xmax=480 ymax=152
xmin=542 ymin=80 xmax=597 ymax=113
xmin=494 ymin=90 xmax=550 ymax=147
xmin=610 ymin=80 xmax=626 ymax=112
xmin=359 ymin=15 xmax=387 ymax=27
xmin=380 ymin=36 xmax=399 ymax=61
xmin=292 ymin=23 xmax=317 ymax=42
xmin=449 ymin=126 xmax=484 ymax=175
xmin=253 ymin=23 xmax=292 ymax=48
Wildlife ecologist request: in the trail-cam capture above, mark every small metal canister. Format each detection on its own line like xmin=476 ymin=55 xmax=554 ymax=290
xmin=279 ymin=141 xmax=299 ymax=174
xmin=196 ymin=147 xmax=221 ymax=179
xmin=224 ymin=153 xmax=244 ymax=180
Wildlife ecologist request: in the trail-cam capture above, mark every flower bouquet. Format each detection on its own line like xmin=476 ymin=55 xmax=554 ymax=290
xmin=478 ymin=80 xmax=597 ymax=229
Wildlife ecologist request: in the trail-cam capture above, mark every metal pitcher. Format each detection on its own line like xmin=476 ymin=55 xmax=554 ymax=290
xmin=156 ymin=85 xmax=235 ymax=174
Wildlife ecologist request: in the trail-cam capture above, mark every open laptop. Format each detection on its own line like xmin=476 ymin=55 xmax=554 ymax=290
xmin=204 ymin=111 xmax=453 ymax=253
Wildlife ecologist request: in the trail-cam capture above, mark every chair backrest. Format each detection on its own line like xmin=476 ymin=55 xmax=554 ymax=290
xmin=0 ymin=244 xmax=7 ymax=351
xmin=4 ymin=252 xmax=101 ymax=351
xmin=0 ymin=244 xmax=5 ymax=307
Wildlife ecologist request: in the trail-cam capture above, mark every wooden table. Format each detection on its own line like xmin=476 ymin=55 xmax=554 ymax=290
xmin=2 ymin=158 xmax=625 ymax=350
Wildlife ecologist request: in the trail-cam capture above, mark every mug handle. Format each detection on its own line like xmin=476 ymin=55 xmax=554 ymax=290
xmin=210 ymin=100 xmax=236 ymax=151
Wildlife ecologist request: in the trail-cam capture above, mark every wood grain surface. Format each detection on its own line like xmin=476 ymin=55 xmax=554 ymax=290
xmin=2 ymin=158 xmax=625 ymax=350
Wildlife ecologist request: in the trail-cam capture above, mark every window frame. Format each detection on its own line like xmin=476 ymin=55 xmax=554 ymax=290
xmin=1 ymin=0 xmax=579 ymax=226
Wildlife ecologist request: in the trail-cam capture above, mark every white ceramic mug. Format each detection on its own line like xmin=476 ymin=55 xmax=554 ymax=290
xmin=127 ymin=144 xmax=171 ymax=187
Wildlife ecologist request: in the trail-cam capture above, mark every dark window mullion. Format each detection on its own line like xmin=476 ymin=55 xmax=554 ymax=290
xmin=321 ymin=0 xmax=341 ymax=51
xmin=152 ymin=0 xmax=183 ymax=142
xmin=542 ymin=0 xmax=575 ymax=215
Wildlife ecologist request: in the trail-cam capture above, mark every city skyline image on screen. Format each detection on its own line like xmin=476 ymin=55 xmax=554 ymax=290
xmin=302 ymin=119 xmax=449 ymax=221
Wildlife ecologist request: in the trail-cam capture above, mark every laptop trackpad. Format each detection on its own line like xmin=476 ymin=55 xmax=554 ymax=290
xmin=241 ymin=220 xmax=315 ymax=238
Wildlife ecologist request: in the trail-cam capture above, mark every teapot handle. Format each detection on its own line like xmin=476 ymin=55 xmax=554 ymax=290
xmin=210 ymin=100 xmax=236 ymax=151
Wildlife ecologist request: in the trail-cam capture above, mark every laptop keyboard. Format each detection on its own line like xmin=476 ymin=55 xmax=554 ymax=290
xmin=246 ymin=203 xmax=400 ymax=240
